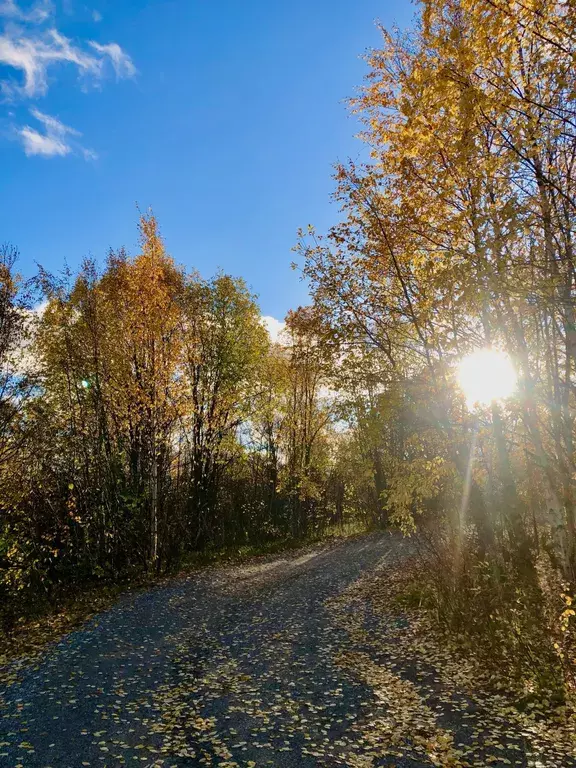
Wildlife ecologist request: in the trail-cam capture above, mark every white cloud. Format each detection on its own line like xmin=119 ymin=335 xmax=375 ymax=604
xmin=17 ymin=107 xmax=96 ymax=159
xmin=33 ymin=298 xmax=48 ymax=315
xmin=262 ymin=316 xmax=286 ymax=343
xmin=91 ymin=9 xmax=102 ymax=22
xmin=19 ymin=124 xmax=69 ymax=155
xmin=0 ymin=3 xmax=135 ymax=157
xmin=0 ymin=28 xmax=103 ymax=96
xmin=11 ymin=300 xmax=48 ymax=376
xmin=81 ymin=146 xmax=98 ymax=161
xmin=0 ymin=26 xmax=135 ymax=98
xmin=31 ymin=106 xmax=79 ymax=135
xmin=89 ymin=40 xmax=136 ymax=78
xmin=0 ymin=0 xmax=52 ymax=23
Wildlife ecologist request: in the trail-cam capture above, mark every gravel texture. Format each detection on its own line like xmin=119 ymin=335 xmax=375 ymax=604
xmin=1 ymin=533 xmax=572 ymax=768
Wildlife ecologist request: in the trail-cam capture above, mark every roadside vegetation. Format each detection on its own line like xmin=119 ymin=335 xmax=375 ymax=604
xmin=298 ymin=0 xmax=576 ymax=714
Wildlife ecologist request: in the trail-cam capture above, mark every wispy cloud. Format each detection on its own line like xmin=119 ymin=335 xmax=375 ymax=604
xmin=18 ymin=107 xmax=96 ymax=159
xmin=81 ymin=146 xmax=98 ymax=160
xmin=0 ymin=28 xmax=134 ymax=97
xmin=0 ymin=0 xmax=52 ymax=23
xmin=89 ymin=40 xmax=136 ymax=78
xmin=91 ymin=9 xmax=101 ymax=22
xmin=1 ymin=1 xmax=135 ymax=158
xmin=19 ymin=125 xmax=68 ymax=155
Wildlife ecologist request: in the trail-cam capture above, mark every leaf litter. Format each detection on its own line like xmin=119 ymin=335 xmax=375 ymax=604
xmin=1 ymin=533 xmax=575 ymax=767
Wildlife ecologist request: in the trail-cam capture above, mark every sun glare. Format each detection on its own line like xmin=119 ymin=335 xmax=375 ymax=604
xmin=457 ymin=348 xmax=517 ymax=407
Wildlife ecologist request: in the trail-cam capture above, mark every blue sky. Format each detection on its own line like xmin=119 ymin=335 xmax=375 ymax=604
xmin=0 ymin=0 xmax=414 ymax=322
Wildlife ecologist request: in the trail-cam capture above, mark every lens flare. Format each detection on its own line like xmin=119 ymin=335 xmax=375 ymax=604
xmin=457 ymin=348 xmax=517 ymax=406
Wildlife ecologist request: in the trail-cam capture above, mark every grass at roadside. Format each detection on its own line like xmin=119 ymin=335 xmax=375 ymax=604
xmin=331 ymin=549 xmax=576 ymax=767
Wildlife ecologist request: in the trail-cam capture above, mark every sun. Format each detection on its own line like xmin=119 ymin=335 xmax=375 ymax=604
xmin=457 ymin=348 xmax=517 ymax=407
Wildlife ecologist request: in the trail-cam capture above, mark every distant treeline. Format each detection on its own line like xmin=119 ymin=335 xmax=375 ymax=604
xmin=0 ymin=218 xmax=383 ymax=629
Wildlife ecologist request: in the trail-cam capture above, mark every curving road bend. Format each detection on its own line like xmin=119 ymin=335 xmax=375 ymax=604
xmin=0 ymin=533 xmax=572 ymax=767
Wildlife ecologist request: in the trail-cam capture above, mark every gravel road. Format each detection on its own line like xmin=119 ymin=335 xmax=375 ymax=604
xmin=1 ymin=533 xmax=573 ymax=768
